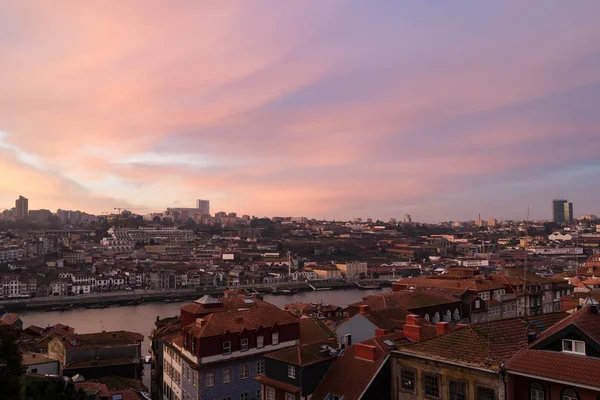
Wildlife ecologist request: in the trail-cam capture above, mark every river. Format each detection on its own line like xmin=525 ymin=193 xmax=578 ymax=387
xmin=19 ymin=288 xmax=388 ymax=389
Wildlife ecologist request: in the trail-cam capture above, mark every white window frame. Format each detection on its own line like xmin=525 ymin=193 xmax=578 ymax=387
xmin=206 ymin=372 xmax=215 ymax=388
xmin=223 ymin=341 xmax=232 ymax=355
xmin=267 ymin=387 xmax=276 ymax=400
xmin=530 ymin=388 xmax=544 ymax=400
xmin=240 ymin=364 xmax=249 ymax=379
xmin=272 ymin=332 xmax=279 ymax=345
xmin=562 ymin=339 xmax=585 ymax=355
xmin=285 ymin=393 xmax=295 ymax=400
xmin=288 ymin=365 xmax=296 ymax=379
xmin=240 ymin=338 xmax=249 ymax=352
xmin=256 ymin=360 xmax=265 ymax=375
xmin=257 ymin=335 xmax=264 ymax=348
xmin=222 ymin=368 xmax=231 ymax=384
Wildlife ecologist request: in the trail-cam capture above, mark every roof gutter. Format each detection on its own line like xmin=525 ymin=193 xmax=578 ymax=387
xmin=358 ymin=355 xmax=389 ymax=399
xmin=393 ymin=350 xmax=499 ymax=374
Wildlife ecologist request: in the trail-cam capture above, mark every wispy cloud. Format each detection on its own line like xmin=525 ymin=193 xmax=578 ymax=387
xmin=1 ymin=1 xmax=600 ymax=219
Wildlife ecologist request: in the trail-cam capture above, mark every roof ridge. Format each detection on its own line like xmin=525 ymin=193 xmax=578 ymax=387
xmin=467 ymin=325 xmax=502 ymax=364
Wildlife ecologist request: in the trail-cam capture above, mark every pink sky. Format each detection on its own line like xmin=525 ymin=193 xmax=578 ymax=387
xmin=1 ymin=1 xmax=600 ymax=221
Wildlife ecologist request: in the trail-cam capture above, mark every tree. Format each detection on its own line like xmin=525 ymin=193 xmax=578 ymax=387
xmin=0 ymin=325 xmax=25 ymax=399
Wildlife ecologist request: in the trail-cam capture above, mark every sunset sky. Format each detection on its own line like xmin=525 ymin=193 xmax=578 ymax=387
xmin=1 ymin=1 xmax=600 ymax=221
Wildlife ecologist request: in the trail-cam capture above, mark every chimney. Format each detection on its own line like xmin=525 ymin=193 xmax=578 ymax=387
xmin=527 ymin=332 xmax=537 ymax=344
xmin=436 ymin=322 xmax=450 ymax=336
xmin=355 ymin=343 xmax=377 ymax=361
xmin=360 ymin=305 xmax=370 ymax=316
xmin=403 ymin=314 xmax=424 ymax=342
xmin=375 ymin=328 xmax=388 ymax=338
xmin=196 ymin=318 xmax=206 ymax=326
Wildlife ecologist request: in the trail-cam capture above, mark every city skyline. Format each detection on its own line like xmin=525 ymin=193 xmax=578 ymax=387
xmin=2 ymin=2 xmax=600 ymax=221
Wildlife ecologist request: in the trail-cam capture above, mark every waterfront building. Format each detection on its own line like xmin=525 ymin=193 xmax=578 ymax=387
xmin=336 ymin=262 xmax=368 ymax=278
xmin=47 ymin=330 xmax=143 ymax=379
xmin=161 ymin=302 xmax=300 ymax=400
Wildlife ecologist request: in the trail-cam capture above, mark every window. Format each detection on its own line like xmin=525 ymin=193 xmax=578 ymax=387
xmin=475 ymin=300 xmax=481 ymax=308
xmin=241 ymin=338 xmax=248 ymax=351
xmin=285 ymin=393 xmax=295 ymax=400
xmin=444 ymin=310 xmax=452 ymax=322
xmin=530 ymin=382 xmax=544 ymax=400
xmin=205 ymin=372 xmax=215 ymax=388
xmin=424 ymin=314 xmax=430 ymax=322
xmin=222 ymin=368 xmax=231 ymax=384
xmin=257 ymin=389 xmax=261 ymax=400
xmin=272 ymin=332 xmax=279 ymax=345
xmin=433 ymin=312 xmax=440 ymax=323
xmin=31 ymin=368 xmax=38 ymax=374
xmin=449 ymin=380 xmax=467 ymax=400
xmin=400 ymin=369 xmax=416 ymax=392
xmin=288 ymin=365 xmax=296 ymax=379
xmin=454 ymin=309 xmax=460 ymax=321
xmin=477 ymin=386 xmax=495 ymax=400
xmin=223 ymin=341 xmax=232 ymax=355
xmin=257 ymin=335 xmax=264 ymax=348
xmin=256 ymin=360 xmax=265 ymax=375
xmin=241 ymin=393 xmax=249 ymax=400
xmin=562 ymin=388 xmax=578 ymax=400
xmin=240 ymin=364 xmax=249 ymax=379
xmin=562 ymin=339 xmax=585 ymax=355
xmin=423 ymin=374 xmax=440 ymax=398
xmin=267 ymin=387 xmax=275 ymax=400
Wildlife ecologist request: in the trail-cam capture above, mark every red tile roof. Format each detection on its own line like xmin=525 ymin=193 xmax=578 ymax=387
xmin=75 ymin=382 xmax=110 ymax=397
xmin=254 ymin=375 xmax=300 ymax=393
xmin=396 ymin=313 xmax=568 ymax=372
xmin=298 ymin=316 xmax=336 ymax=345
xmin=185 ymin=304 xmax=298 ymax=338
xmin=266 ymin=339 xmax=338 ymax=367
xmin=311 ymin=338 xmax=391 ymax=400
xmin=506 ymin=305 xmax=600 ymax=388
xmin=109 ymin=390 xmax=140 ymax=400
xmin=346 ymin=289 xmax=460 ymax=315
xmin=64 ymin=331 xmax=143 ymax=350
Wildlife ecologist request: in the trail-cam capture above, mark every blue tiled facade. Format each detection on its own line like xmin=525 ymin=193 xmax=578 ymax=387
xmin=182 ymin=355 xmax=264 ymax=400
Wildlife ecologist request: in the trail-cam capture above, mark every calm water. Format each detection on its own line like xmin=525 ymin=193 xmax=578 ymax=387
xmin=19 ymin=288 xmax=387 ymax=389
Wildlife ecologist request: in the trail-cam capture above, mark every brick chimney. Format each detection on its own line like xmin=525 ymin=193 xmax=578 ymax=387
xmin=196 ymin=318 xmax=206 ymax=326
xmin=403 ymin=314 xmax=424 ymax=342
xmin=359 ymin=305 xmax=370 ymax=316
xmin=355 ymin=343 xmax=377 ymax=361
xmin=375 ymin=328 xmax=388 ymax=338
xmin=436 ymin=322 xmax=450 ymax=336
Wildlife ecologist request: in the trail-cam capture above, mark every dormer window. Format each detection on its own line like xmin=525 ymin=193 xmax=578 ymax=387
xmin=241 ymin=338 xmax=248 ymax=352
xmin=223 ymin=341 xmax=232 ymax=355
xmin=272 ymin=332 xmax=279 ymax=345
xmin=562 ymin=339 xmax=585 ymax=355
xmin=257 ymin=335 xmax=264 ymax=348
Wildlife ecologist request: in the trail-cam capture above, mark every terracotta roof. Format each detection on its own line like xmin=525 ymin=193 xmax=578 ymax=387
xmin=347 ymin=289 xmax=460 ymax=314
xmin=185 ymin=305 xmax=299 ymax=338
xmin=75 ymin=382 xmax=110 ymax=397
xmin=0 ymin=313 xmax=20 ymax=326
xmin=109 ymin=390 xmax=139 ymax=400
xmin=266 ymin=339 xmax=338 ymax=367
xmin=299 ymin=316 xmax=336 ymax=345
xmin=64 ymin=331 xmax=143 ymax=350
xmin=396 ymin=313 xmax=568 ymax=372
xmin=507 ymin=349 xmax=600 ymax=388
xmin=93 ymin=375 xmax=147 ymax=391
xmin=65 ymin=357 xmax=136 ymax=369
xmin=529 ymin=304 xmax=600 ymax=347
xmin=22 ymin=352 xmax=56 ymax=366
xmin=311 ymin=338 xmax=390 ymax=400
xmin=180 ymin=295 xmax=272 ymax=315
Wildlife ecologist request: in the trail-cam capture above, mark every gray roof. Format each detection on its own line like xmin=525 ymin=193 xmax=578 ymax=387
xmin=194 ymin=295 xmax=222 ymax=305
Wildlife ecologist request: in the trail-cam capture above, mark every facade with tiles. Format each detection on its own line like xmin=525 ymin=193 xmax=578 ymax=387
xmin=162 ymin=302 xmax=300 ymax=400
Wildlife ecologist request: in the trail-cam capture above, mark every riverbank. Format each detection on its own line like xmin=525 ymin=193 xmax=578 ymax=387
xmin=0 ymin=280 xmax=391 ymax=312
